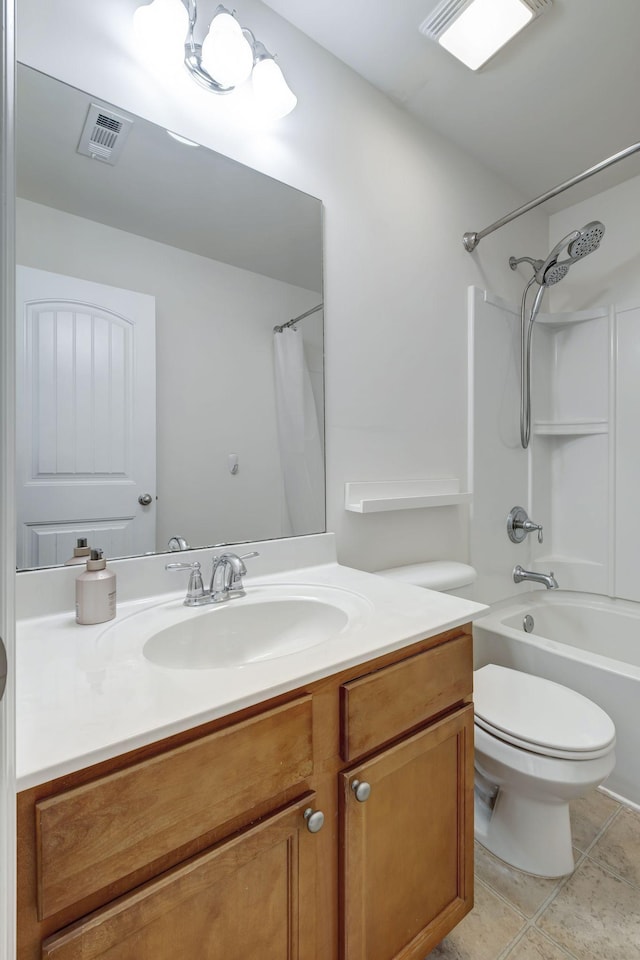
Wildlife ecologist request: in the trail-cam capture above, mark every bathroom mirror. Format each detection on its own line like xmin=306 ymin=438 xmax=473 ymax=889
xmin=15 ymin=64 xmax=324 ymax=570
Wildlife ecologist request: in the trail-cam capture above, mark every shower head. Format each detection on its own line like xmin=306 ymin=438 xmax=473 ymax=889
xmin=541 ymin=261 xmax=570 ymax=286
xmin=535 ymin=220 xmax=605 ymax=286
xmin=567 ymin=220 xmax=605 ymax=260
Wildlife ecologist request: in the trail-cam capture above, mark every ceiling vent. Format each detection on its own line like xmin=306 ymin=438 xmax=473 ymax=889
xmin=420 ymin=0 xmax=552 ymax=71
xmin=77 ymin=103 xmax=134 ymax=165
xmin=420 ymin=0 xmax=551 ymax=39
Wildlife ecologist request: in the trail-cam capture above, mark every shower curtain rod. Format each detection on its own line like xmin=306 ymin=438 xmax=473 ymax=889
xmin=274 ymin=302 xmax=323 ymax=333
xmin=463 ymin=140 xmax=640 ymax=253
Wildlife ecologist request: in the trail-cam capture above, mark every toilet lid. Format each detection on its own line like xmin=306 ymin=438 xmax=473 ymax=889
xmin=474 ymin=664 xmax=616 ymax=758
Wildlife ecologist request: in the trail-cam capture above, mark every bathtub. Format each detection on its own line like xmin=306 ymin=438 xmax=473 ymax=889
xmin=473 ymin=590 xmax=640 ymax=808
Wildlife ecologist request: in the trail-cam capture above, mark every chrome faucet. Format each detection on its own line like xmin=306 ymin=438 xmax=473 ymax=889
xmin=513 ymin=564 xmax=558 ymax=590
xmin=167 ymin=536 xmax=190 ymax=551
xmin=210 ymin=551 xmax=258 ymax=601
xmin=166 ymin=551 xmax=259 ymax=606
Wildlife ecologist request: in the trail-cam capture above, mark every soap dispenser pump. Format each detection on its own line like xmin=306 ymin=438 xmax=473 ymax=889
xmin=65 ymin=537 xmax=91 ymax=565
xmin=75 ymin=549 xmax=117 ymax=625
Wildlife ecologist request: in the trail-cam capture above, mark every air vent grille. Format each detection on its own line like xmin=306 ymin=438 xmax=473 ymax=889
xmin=77 ymin=103 xmax=133 ymax=165
xmin=420 ymin=0 xmax=552 ymax=40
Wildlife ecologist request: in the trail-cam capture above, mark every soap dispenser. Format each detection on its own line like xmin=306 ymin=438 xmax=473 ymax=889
xmin=65 ymin=537 xmax=91 ymax=565
xmin=75 ymin=549 xmax=117 ymax=625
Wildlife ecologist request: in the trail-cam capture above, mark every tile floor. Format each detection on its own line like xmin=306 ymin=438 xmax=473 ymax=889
xmin=428 ymin=790 xmax=640 ymax=960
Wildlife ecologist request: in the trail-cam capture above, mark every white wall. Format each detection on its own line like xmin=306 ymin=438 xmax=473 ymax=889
xmin=16 ymin=197 xmax=320 ymax=550
xmin=16 ymin=0 xmax=549 ymax=573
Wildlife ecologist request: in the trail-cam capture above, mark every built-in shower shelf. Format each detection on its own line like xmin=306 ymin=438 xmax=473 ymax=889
xmin=344 ymin=479 xmax=471 ymax=514
xmin=533 ymin=419 xmax=608 ymax=436
xmin=536 ymin=306 xmax=609 ymax=328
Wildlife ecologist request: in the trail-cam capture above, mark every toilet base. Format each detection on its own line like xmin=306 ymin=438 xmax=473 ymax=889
xmin=474 ymin=786 xmax=575 ymax=877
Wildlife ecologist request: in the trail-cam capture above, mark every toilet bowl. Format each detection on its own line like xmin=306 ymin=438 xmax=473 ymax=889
xmin=474 ymin=663 xmax=615 ymax=877
xmin=376 ymin=562 xmax=617 ymax=878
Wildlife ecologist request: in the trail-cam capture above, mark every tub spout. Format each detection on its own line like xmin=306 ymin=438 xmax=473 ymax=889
xmin=513 ymin=565 xmax=559 ymax=590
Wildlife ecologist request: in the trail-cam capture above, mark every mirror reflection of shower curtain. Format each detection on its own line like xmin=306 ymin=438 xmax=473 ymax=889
xmin=273 ymin=327 xmax=325 ymax=535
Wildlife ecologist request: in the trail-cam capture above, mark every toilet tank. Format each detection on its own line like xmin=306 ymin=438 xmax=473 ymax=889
xmin=376 ymin=561 xmax=477 ymax=597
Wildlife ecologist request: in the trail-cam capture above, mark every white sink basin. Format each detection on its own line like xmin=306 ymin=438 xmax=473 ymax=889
xmin=137 ymin=584 xmax=372 ymax=670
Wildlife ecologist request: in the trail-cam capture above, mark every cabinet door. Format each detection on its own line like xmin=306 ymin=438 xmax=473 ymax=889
xmin=41 ymin=794 xmax=321 ymax=960
xmin=340 ymin=705 xmax=474 ymax=960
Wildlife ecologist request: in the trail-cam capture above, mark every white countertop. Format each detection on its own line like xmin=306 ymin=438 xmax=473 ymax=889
xmin=16 ymin=550 xmax=486 ymax=790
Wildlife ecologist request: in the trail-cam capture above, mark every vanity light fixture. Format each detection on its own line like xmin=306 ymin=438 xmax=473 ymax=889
xmin=419 ymin=0 xmax=552 ymax=71
xmin=133 ymin=0 xmax=297 ymax=118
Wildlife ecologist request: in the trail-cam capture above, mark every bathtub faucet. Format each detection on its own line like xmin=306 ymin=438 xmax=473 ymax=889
xmin=513 ymin=565 xmax=559 ymax=590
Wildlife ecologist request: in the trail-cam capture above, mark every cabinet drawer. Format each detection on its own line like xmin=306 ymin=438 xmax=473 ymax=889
xmin=340 ymin=632 xmax=472 ymax=761
xmin=36 ymin=696 xmax=313 ymax=920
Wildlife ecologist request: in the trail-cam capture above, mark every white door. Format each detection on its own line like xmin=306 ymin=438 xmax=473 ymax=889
xmin=16 ymin=266 xmax=156 ymax=567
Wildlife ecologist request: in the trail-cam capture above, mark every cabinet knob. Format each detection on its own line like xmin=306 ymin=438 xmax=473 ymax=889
xmin=303 ymin=807 xmax=325 ymax=833
xmin=351 ymin=779 xmax=371 ymax=803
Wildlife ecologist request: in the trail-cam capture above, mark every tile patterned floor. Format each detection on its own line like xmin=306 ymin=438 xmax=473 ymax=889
xmin=427 ymin=790 xmax=640 ymax=960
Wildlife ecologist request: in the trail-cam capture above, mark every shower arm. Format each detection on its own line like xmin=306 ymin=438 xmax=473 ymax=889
xmin=463 ymin=140 xmax=640 ymax=253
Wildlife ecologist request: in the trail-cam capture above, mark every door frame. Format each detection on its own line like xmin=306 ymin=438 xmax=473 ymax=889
xmin=1 ymin=0 xmax=17 ymax=957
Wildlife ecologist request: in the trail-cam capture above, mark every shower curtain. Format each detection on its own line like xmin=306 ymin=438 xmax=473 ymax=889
xmin=273 ymin=327 xmax=325 ymax=536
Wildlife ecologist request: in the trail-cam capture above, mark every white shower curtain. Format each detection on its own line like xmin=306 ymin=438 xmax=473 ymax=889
xmin=273 ymin=327 xmax=325 ymax=535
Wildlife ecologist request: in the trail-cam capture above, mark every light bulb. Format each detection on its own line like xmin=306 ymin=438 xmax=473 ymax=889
xmin=132 ymin=0 xmax=189 ymax=71
xmin=251 ymin=56 xmax=297 ymax=119
xmin=201 ymin=11 xmax=254 ymax=89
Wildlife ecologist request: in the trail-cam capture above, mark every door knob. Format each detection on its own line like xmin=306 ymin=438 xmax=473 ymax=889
xmin=303 ymin=807 xmax=325 ymax=833
xmin=351 ymin=780 xmax=371 ymax=802
xmin=138 ymin=493 xmax=153 ymax=506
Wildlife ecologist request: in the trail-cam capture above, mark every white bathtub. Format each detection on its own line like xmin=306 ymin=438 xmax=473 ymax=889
xmin=473 ymin=590 xmax=640 ymax=808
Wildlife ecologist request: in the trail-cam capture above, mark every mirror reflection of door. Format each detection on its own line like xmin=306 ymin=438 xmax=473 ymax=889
xmin=16 ymin=266 xmax=156 ymax=568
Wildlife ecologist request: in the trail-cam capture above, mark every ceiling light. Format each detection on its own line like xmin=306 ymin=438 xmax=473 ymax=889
xmin=419 ymin=0 xmax=552 ymax=71
xmin=133 ymin=0 xmax=297 ymax=117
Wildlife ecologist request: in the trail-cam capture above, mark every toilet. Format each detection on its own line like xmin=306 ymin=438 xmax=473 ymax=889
xmin=376 ymin=561 xmax=616 ymax=878
xmin=474 ymin=663 xmax=615 ymax=877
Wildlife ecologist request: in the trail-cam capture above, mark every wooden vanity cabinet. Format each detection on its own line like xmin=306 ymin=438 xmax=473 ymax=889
xmin=17 ymin=624 xmax=473 ymax=960
xmin=340 ymin=706 xmax=474 ymax=960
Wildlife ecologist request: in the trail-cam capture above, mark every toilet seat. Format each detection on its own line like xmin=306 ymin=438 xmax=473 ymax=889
xmin=474 ymin=664 xmax=616 ymax=760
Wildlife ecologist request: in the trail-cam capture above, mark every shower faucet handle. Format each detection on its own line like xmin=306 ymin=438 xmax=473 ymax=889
xmin=507 ymin=506 xmax=543 ymax=544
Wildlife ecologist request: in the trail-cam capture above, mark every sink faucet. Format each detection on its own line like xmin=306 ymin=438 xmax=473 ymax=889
xmin=166 ymin=551 xmax=259 ymax=606
xmin=513 ymin=564 xmax=559 ymax=590
xmin=210 ymin=552 xmax=258 ymax=601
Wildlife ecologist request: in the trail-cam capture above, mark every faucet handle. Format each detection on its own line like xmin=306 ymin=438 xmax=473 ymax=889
xmin=522 ymin=520 xmax=544 ymax=544
xmin=165 ymin=561 xmax=206 ymax=605
xmin=233 ymin=551 xmax=259 ymax=587
xmin=507 ymin=506 xmax=544 ymax=544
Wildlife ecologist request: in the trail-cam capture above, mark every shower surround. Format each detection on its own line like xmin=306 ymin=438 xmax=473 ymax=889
xmin=467 ymin=285 xmax=640 ymax=606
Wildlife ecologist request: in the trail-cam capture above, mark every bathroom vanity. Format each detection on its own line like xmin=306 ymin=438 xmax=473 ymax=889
xmin=15 ymin=543 xmax=483 ymax=960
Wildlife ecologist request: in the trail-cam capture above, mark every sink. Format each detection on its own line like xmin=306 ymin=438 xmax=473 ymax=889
xmin=139 ymin=584 xmax=372 ymax=670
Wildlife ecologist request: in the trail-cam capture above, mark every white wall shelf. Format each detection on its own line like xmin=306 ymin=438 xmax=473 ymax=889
xmin=344 ymin=479 xmax=471 ymax=514
xmin=533 ymin=419 xmax=608 ymax=436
